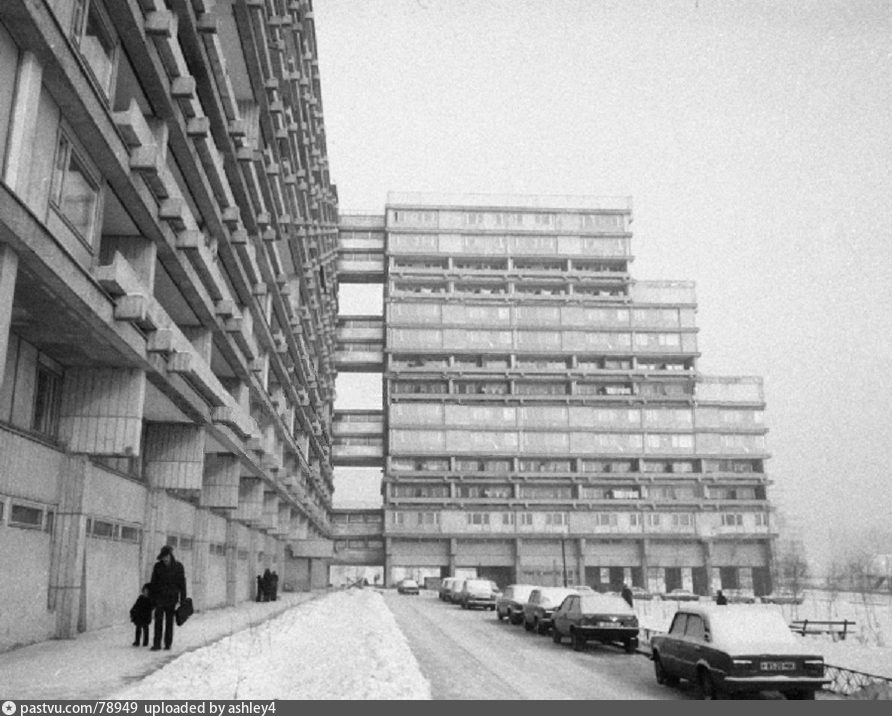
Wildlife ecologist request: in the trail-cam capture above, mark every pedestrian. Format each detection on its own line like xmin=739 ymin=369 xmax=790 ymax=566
xmin=621 ymin=583 xmax=634 ymax=608
xmin=262 ymin=568 xmax=272 ymax=602
xmin=270 ymin=571 xmax=279 ymax=601
xmin=256 ymin=574 xmax=265 ymax=602
xmin=149 ymin=545 xmax=187 ymax=651
xmin=716 ymin=589 xmax=728 ymax=605
xmin=129 ymin=583 xmax=153 ymax=647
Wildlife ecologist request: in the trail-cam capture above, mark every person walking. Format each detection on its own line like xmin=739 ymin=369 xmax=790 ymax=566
xmin=715 ymin=589 xmax=728 ymax=605
xmin=256 ymin=574 xmax=265 ymax=602
xmin=129 ymin=583 xmax=153 ymax=647
xmin=621 ymin=583 xmax=634 ymax=608
xmin=149 ymin=545 xmax=187 ymax=651
xmin=261 ymin=568 xmax=272 ymax=602
xmin=270 ymin=571 xmax=279 ymax=601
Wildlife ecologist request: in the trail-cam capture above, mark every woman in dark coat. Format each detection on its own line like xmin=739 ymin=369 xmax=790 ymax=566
xmin=261 ymin=568 xmax=272 ymax=602
xmin=149 ymin=545 xmax=187 ymax=650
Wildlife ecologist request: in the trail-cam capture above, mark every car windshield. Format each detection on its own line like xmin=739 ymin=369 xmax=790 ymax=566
xmin=578 ymin=594 xmax=635 ymax=614
xmin=708 ymin=608 xmax=798 ymax=645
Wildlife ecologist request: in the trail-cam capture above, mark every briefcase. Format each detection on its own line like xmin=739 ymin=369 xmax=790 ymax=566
xmin=175 ymin=598 xmax=194 ymax=626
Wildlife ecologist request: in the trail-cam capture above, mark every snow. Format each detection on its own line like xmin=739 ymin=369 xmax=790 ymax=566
xmin=634 ymin=589 xmax=892 ymax=680
xmin=109 ymin=589 xmax=430 ymax=700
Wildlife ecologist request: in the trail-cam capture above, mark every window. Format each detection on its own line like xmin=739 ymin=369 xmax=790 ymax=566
xmin=50 ymin=131 xmax=101 ymax=244
xmin=466 ymin=512 xmax=490 ymax=526
xmin=754 ymin=513 xmax=768 ymax=527
xmin=502 ymin=513 xmax=515 ymax=525
xmin=721 ymin=513 xmax=744 ymax=527
xmin=10 ymin=503 xmax=43 ymax=528
xmin=684 ymin=615 xmax=707 ymax=640
xmin=671 ymin=513 xmax=693 ymax=528
xmin=416 ymin=512 xmax=438 ymax=526
xmin=629 ymin=513 xmax=641 ymax=527
xmin=646 ymin=513 xmax=662 ymax=527
xmin=71 ymin=0 xmax=118 ymax=98
xmin=545 ymin=512 xmax=567 ymax=526
xmin=32 ymin=365 xmax=63 ymax=437
xmin=180 ymin=537 xmax=193 ymax=550
xmin=595 ymin=513 xmax=617 ymax=527
xmin=669 ymin=613 xmax=688 ymax=635
xmin=520 ymin=513 xmax=533 ymax=526
xmin=90 ymin=519 xmax=115 ymax=538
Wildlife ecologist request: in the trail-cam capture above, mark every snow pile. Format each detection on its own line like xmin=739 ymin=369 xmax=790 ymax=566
xmin=110 ymin=589 xmax=431 ymax=700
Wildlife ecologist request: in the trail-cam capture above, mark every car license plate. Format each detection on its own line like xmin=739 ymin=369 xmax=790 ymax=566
xmin=760 ymin=661 xmax=796 ymax=671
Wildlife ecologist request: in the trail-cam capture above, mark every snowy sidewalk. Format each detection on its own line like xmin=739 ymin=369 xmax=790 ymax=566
xmin=0 ymin=591 xmax=325 ymax=700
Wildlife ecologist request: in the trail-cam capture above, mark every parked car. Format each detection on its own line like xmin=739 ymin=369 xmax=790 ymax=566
xmin=397 ymin=578 xmax=420 ymax=595
xmin=496 ymin=584 xmax=539 ymax=624
xmin=566 ymin=585 xmax=596 ymax=594
xmin=459 ymin=578 xmax=498 ymax=610
xmin=630 ymin=586 xmax=654 ymax=601
xmin=439 ymin=577 xmax=457 ymax=602
xmin=552 ymin=592 xmax=640 ymax=652
xmin=523 ymin=587 xmax=578 ymax=634
xmin=760 ymin=593 xmax=805 ymax=606
xmin=449 ymin=579 xmax=467 ymax=604
xmin=662 ymin=588 xmax=700 ymax=602
xmin=723 ymin=589 xmax=756 ymax=604
xmin=650 ymin=604 xmax=829 ymax=700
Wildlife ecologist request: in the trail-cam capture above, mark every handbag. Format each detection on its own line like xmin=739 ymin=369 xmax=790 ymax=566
xmin=175 ymin=597 xmax=194 ymax=626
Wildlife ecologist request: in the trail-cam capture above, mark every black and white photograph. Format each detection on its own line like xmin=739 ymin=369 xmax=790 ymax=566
xmin=0 ymin=0 xmax=890 ymax=702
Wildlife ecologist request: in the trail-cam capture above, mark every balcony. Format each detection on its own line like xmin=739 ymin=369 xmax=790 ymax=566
xmin=332 ymin=436 xmax=385 ymax=467
xmin=338 ymin=215 xmax=385 ymax=283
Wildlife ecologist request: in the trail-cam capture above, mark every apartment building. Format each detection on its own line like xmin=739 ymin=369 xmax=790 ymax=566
xmin=370 ymin=193 xmax=775 ymax=593
xmin=0 ymin=0 xmax=338 ymax=650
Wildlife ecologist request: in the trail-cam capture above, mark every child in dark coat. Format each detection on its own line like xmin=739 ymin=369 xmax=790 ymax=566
xmin=130 ymin=583 xmax=153 ymax=646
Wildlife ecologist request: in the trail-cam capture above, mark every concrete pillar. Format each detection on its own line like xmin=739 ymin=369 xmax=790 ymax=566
xmin=640 ymin=538 xmax=651 ymax=591
xmin=384 ymin=537 xmax=393 ymax=587
xmin=225 ymin=518 xmax=238 ymax=606
xmin=514 ymin=538 xmax=523 ymax=583
xmin=0 ymin=244 xmax=18 ymax=389
xmin=59 ymin=368 xmax=146 ymax=456
xmin=202 ymin=454 xmax=240 ymax=509
xmin=181 ymin=326 xmax=213 ymax=364
xmin=577 ymin=538 xmax=587 ymax=586
xmin=703 ymin=539 xmax=716 ymax=596
xmin=247 ymin=529 xmax=259 ymax=600
xmin=191 ymin=509 xmax=210 ymax=611
xmin=3 ymin=51 xmax=42 ymax=196
xmin=48 ymin=455 xmax=88 ymax=639
xmin=144 ymin=423 xmax=205 ymax=489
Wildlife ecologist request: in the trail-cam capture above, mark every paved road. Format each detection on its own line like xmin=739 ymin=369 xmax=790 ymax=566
xmin=383 ymin=590 xmax=693 ymax=700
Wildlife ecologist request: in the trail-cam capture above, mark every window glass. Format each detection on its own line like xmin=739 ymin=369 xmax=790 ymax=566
xmin=684 ymin=615 xmax=706 ymax=640
xmin=669 ymin=613 xmax=688 ymax=635
xmin=32 ymin=365 xmax=62 ymax=437
xmin=10 ymin=503 xmax=42 ymax=527
xmin=51 ymin=134 xmax=99 ymax=243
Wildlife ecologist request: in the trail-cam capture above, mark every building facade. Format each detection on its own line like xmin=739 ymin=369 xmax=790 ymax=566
xmin=0 ymin=0 xmax=339 ymax=650
xmin=376 ymin=193 xmax=775 ymax=594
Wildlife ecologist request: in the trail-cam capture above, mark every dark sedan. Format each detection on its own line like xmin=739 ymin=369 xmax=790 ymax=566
xmin=651 ymin=605 xmax=829 ymax=700
xmin=522 ymin=587 xmax=578 ymax=634
xmin=496 ymin=584 xmax=538 ymax=624
xmin=397 ymin=578 xmax=420 ymax=595
xmin=552 ymin=593 xmax=640 ymax=652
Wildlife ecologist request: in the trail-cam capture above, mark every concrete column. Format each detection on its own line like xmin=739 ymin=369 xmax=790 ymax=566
xmin=142 ymin=487 xmax=167 ymax=584
xmin=182 ymin=326 xmax=213 ymax=364
xmin=144 ymin=423 xmax=206 ymax=489
xmin=703 ymin=539 xmax=715 ymax=596
xmin=59 ymin=368 xmax=146 ymax=456
xmin=225 ymin=518 xmax=238 ymax=606
xmin=3 ymin=51 xmax=42 ymax=196
xmin=202 ymin=454 xmax=240 ymax=509
xmin=384 ymin=537 xmax=393 ymax=587
xmin=247 ymin=530 xmax=259 ymax=600
xmin=640 ymin=538 xmax=651 ymax=591
xmin=514 ymin=538 xmax=523 ymax=583
xmin=48 ymin=455 xmax=88 ymax=639
xmin=191 ymin=509 xmax=210 ymax=611
xmin=0 ymin=244 xmax=18 ymax=388
xmin=577 ymin=538 xmax=587 ymax=587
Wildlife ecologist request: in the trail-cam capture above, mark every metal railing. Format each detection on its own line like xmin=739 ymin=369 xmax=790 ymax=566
xmin=824 ymin=664 xmax=892 ymax=697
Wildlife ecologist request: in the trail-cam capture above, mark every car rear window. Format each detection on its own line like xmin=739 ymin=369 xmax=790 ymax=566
xmin=709 ymin=608 xmax=798 ymax=645
xmin=578 ymin=594 xmax=634 ymax=614
xmin=465 ymin=579 xmax=492 ymax=590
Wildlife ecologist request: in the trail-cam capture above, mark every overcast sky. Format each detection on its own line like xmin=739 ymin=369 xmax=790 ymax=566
xmin=313 ymin=0 xmax=892 ymax=568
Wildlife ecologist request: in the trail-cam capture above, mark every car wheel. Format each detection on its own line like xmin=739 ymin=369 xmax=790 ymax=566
xmin=571 ymin=629 xmax=585 ymax=651
xmin=698 ymin=669 xmax=724 ymax=700
xmin=510 ymin=613 xmax=522 ymax=625
xmin=552 ymin=627 xmax=563 ymax=644
xmin=653 ymin=654 xmax=679 ymax=687
xmin=524 ymin=618 xmax=534 ymax=632
xmin=787 ymin=690 xmax=815 ymax=700
xmin=535 ymin=618 xmax=548 ymax=635
xmin=497 ymin=609 xmax=504 ymax=621
xmin=623 ymin=638 xmax=637 ymax=654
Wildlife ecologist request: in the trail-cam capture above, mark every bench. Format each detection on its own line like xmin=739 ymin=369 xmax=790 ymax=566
xmin=790 ymin=619 xmax=855 ymax=641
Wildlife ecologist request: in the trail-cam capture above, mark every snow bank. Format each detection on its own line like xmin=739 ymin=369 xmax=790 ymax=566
xmin=111 ymin=589 xmax=431 ymax=700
